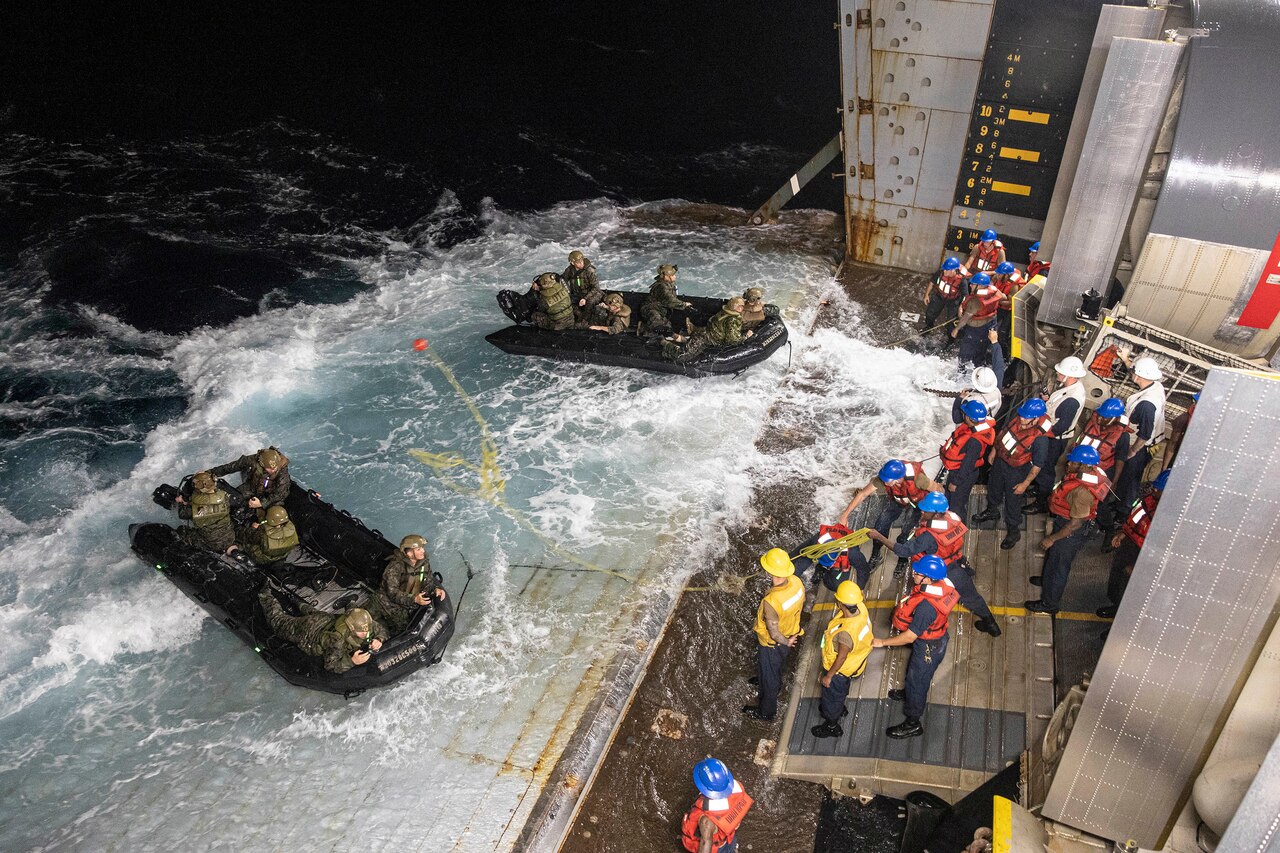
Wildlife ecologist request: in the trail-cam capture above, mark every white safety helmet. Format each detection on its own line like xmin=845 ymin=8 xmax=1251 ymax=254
xmin=1054 ymin=356 xmax=1087 ymax=378
xmin=1133 ymin=356 xmax=1163 ymax=381
xmin=971 ymin=366 xmax=998 ymax=393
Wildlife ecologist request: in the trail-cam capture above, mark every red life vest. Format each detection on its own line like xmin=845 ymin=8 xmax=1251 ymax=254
xmin=994 ymin=269 xmax=1026 ymax=302
xmin=912 ymin=512 xmax=967 ymax=565
xmin=961 ymin=283 xmax=1003 ymax=322
xmin=1048 ymin=468 xmax=1111 ymax=520
xmin=995 ymin=415 xmax=1053 ymax=467
xmin=1121 ymin=493 xmax=1160 ymax=547
xmin=1075 ymin=414 xmax=1132 ymax=473
xmin=817 ymin=523 xmax=853 ymax=574
xmin=934 ymin=269 xmax=967 ymax=300
xmin=884 ymin=460 xmax=929 ymax=507
xmin=1028 ymin=259 xmax=1050 ymax=278
xmin=940 ymin=419 xmax=996 ymax=470
xmin=681 ymin=782 xmax=753 ymax=852
xmin=891 ymin=577 xmax=960 ymax=640
xmin=973 ymin=240 xmax=1005 ymax=271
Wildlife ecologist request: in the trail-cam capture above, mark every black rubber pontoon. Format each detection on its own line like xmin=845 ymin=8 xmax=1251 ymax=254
xmin=486 ymin=289 xmax=789 ymax=377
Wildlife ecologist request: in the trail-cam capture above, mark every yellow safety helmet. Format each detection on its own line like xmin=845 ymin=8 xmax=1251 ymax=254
xmin=759 ymin=548 xmax=795 ymax=578
xmin=835 ymin=580 xmax=864 ymax=608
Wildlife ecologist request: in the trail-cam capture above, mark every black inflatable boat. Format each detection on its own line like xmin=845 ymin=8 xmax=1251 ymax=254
xmin=485 ymin=289 xmax=789 ymax=377
xmin=130 ymin=477 xmax=454 ymax=696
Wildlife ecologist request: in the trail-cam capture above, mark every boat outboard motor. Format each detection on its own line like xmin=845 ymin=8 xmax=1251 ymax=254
xmin=1076 ymin=288 xmax=1103 ymax=320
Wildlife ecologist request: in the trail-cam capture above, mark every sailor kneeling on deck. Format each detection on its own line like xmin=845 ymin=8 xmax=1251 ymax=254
xmin=743 ymin=548 xmax=805 ymax=722
xmin=873 ymin=555 xmax=960 ymax=739
xmin=811 ymin=581 xmax=874 ymax=740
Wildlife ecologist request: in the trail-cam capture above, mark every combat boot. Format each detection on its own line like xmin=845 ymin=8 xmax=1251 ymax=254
xmin=810 ymin=720 xmax=844 ymax=739
xmin=887 ymin=717 xmax=924 ymax=739
xmin=971 ymin=507 xmax=1000 ymax=527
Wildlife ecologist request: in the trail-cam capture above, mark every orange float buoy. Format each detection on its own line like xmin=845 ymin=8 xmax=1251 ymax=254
xmin=412 ymin=338 xmax=429 ymax=351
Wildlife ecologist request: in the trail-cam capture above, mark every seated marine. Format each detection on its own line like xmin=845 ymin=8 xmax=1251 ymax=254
xmin=562 ymin=250 xmax=603 ymax=320
xmin=242 ymin=505 xmax=301 ymax=567
xmin=639 ymin=263 xmax=691 ymax=335
xmin=205 ymin=446 xmax=291 ymax=511
xmin=663 ymin=296 xmax=753 ymax=360
xmin=372 ymin=534 xmax=446 ymax=634
xmin=258 ymin=588 xmax=388 ymax=674
xmin=740 ymin=287 xmax=767 ymax=330
xmin=529 ymin=272 xmax=575 ymax=330
xmin=574 ymin=292 xmax=631 ymax=335
xmin=175 ymin=470 xmax=239 ymax=554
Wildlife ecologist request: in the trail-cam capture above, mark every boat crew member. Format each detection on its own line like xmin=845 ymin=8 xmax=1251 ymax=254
xmin=939 ymin=399 xmax=996 ymax=524
xmin=953 ymin=361 xmax=1003 ymax=422
xmin=1070 ymin=397 xmax=1131 ymax=539
xmin=836 ymin=459 xmax=938 ymax=574
xmin=1115 ymin=356 xmax=1167 ymax=511
xmin=922 ymin=257 xmax=969 ymax=332
xmin=665 ymin=297 xmax=753 ymax=360
xmin=640 ymin=263 xmax=691 ymax=336
xmin=373 ymin=534 xmax=445 ymax=635
xmin=990 ymin=260 xmax=1026 ymax=352
xmin=576 ymin=292 xmax=631 ymax=334
xmin=1026 ymin=241 xmax=1050 ymax=278
xmin=242 ymin=505 xmax=300 ymax=567
xmin=740 ymin=287 xmax=767 ymax=331
xmin=205 ymin=446 xmax=291 ymax=511
xmin=793 ymin=523 xmax=871 ymax=591
xmin=743 ymin=548 xmax=805 ymax=722
xmin=810 ymin=581 xmax=874 ymax=739
xmin=562 ymin=250 xmax=602 ymax=320
xmin=1025 ymin=445 xmax=1111 ymax=614
xmin=176 ymin=470 xmax=239 ymax=554
xmin=951 ymin=272 xmax=1002 ymax=366
xmin=681 ymin=758 xmax=753 ymax=853
xmin=972 ymin=398 xmax=1053 ymax=550
xmin=870 ymin=491 xmax=1001 ymax=636
xmin=529 ymin=272 xmax=575 ymax=330
xmin=1098 ymin=469 xmax=1169 ymax=618
xmin=1023 ymin=356 xmax=1087 ymax=512
xmin=873 ymin=554 xmax=960 ymax=739
xmin=258 ymin=589 xmax=388 ymax=674
xmin=1161 ymin=392 xmax=1197 ymax=471
xmin=965 ymin=228 xmax=1006 ymax=272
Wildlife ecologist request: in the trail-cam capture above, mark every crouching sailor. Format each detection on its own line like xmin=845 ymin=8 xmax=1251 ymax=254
xmin=743 ymin=548 xmax=805 ymax=722
xmin=681 ymin=758 xmax=753 ymax=853
xmin=873 ymin=555 xmax=959 ymax=739
xmin=811 ymin=581 xmax=873 ymax=739
xmin=258 ymin=590 xmax=389 ymax=674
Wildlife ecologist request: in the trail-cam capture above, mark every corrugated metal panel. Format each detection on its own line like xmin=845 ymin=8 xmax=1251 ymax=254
xmin=1043 ymin=367 xmax=1280 ymax=848
xmin=1039 ymin=38 xmax=1184 ymax=327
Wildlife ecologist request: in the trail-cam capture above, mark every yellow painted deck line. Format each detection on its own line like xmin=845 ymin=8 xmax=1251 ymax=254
xmin=812 ymin=600 xmax=1111 ymax=622
xmin=993 ymin=795 xmax=1014 ymax=853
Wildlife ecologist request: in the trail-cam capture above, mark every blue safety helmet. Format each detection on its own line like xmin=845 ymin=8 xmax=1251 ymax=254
xmin=818 ymin=552 xmax=837 ymax=568
xmin=1153 ymin=469 xmax=1171 ymax=491
xmin=1018 ymin=398 xmax=1047 ymax=419
xmin=1067 ymin=445 xmax=1100 ymax=466
xmin=981 ymin=229 xmax=998 ymax=242
xmin=970 ymin=272 xmax=992 ymax=287
xmin=912 ymin=554 xmax=948 ymax=581
xmin=960 ymin=398 xmax=989 ymax=421
xmin=942 ymin=257 xmax=961 ymax=271
xmin=1193 ymin=392 xmax=1200 ymax=402
xmin=1098 ymin=397 xmax=1125 ymax=418
xmin=918 ymin=492 xmax=949 ymax=513
xmin=878 ymin=459 xmax=907 ymax=483
xmin=694 ymin=758 xmax=735 ymax=799
xmin=1029 ymin=241 xmax=1040 ymax=252
xmin=995 ymin=261 xmax=1016 ymax=275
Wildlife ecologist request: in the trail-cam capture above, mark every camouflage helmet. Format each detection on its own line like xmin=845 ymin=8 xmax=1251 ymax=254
xmin=264 ymin=505 xmax=290 ymax=526
xmin=257 ymin=447 xmax=283 ymax=470
xmin=345 ymin=608 xmax=373 ymax=635
xmin=725 ymin=296 xmax=745 ymax=313
xmin=535 ymin=272 xmax=559 ymax=288
xmin=603 ymin=292 xmax=624 ymax=307
xmin=568 ymin=250 xmax=585 ymax=264
xmin=743 ymin=287 xmax=764 ymax=303
xmin=657 ymin=263 xmax=678 ymax=277
xmin=192 ymin=471 xmax=217 ymax=494
xmin=400 ymin=534 xmax=428 ymax=551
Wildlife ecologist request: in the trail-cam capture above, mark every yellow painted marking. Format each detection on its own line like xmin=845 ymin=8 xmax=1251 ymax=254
xmin=1008 ymin=109 xmax=1050 ymax=124
xmin=998 ymin=146 xmax=1041 ymax=163
xmin=993 ymin=795 xmax=1014 ymax=853
xmin=813 ymin=600 xmax=1111 ymax=622
xmin=991 ymin=180 xmax=1032 ymax=197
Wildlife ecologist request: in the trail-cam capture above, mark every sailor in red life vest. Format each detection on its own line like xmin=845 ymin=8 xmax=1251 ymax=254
xmin=1026 ymin=241 xmax=1050 ymax=278
xmin=837 ymin=459 xmax=939 ymax=574
xmin=1025 ymin=445 xmax=1112 ymax=614
xmin=939 ymin=399 xmax=997 ymax=524
xmin=964 ymin=228 xmax=1006 ymax=272
xmin=1070 ymin=397 xmax=1132 ymax=542
xmin=990 ymin=260 xmax=1026 ymax=354
xmin=791 ymin=523 xmax=873 ymax=591
xmin=1024 ymin=356 xmax=1089 ymax=512
xmin=866 ymin=491 xmax=1001 ymax=637
xmin=971 ymin=397 xmax=1054 ymax=550
xmin=1097 ymin=469 xmax=1169 ymax=619
xmin=922 ymin=256 xmax=969 ymax=332
xmin=951 ymin=272 xmax=1003 ymax=366
xmin=871 ymin=555 xmax=960 ymax=739
xmin=681 ymin=758 xmax=753 ymax=853
xmin=743 ymin=549 xmax=806 ymax=722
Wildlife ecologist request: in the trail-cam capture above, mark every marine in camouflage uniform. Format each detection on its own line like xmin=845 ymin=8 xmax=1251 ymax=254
xmin=740 ymin=287 xmax=767 ymax=331
xmin=562 ymin=250 xmax=603 ymax=321
xmin=640 ymin=264 xmax=690 ymax=335
xmin=176 ymin=470 xmax=237 ymax=553
xmin=258 ymin=590 xmax=389 ymax=674
xmin=530 ymin=272 xmax=575 ymax=330
xmin=207 ymin=447 xmax=291 ymax=510
xmin=663 ymin=297 xmax=751 ymax=361
xmin=242 ymin=505 xmax=301 ymax=566
xmin=372 ymin=534 xmax=444 ymax=635
xmin=574 ymin=292 xmax=631 ymax=335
